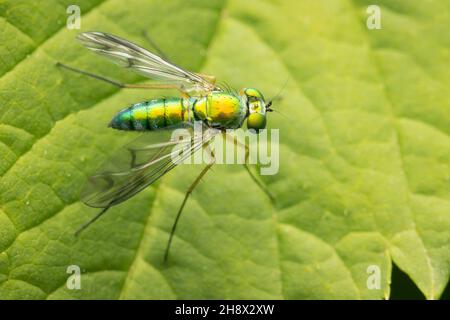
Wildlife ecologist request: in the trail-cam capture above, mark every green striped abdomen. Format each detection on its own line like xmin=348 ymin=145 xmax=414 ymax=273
xmin=109 ymin=93 xmax=246 ymax=131
xmin=109 ymin=97 xmax=191 ymax=131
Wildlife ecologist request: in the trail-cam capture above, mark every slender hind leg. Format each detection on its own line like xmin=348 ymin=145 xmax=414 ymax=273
xmin=56 ymin=62 xmax=187 ymax=93
xmin=75 ymin=205 xmax=111 ymax=236
xmin=164 ymin=156 xmax=216 ymax=262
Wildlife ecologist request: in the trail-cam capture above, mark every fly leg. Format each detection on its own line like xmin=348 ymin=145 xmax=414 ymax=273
xmin=224 ymin=133 xmax=275 ymax=202
xmin=243 ymin=152 xmax=275 ymax=203
xmin=74 ymin=205 xmax=111 ymax=236
xmin=164 ymin=153 xmax=216 ymax=263
xmin=56 ymin=62 xmax=189 ymax=95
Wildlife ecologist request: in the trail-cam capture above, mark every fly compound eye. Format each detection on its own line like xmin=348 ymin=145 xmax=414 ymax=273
xmin=244 ymin=88 xmax=265 ymax=101
xmin=247 ymin=113 xmax=266 ymax=131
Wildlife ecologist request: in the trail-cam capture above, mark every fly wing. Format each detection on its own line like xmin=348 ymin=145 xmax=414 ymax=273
xmin=81 ymin=125 xmax=219 ymax=208
xmin=77 ymin=31 xmax=216 ymax=94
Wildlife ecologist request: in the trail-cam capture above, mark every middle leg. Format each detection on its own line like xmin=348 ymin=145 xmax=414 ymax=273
xmin=163 ymin=155 xmax=216 ymax=262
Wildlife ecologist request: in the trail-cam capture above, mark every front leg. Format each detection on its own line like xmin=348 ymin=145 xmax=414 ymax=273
xmin=223 ymin=133 xmax=275 ymax=202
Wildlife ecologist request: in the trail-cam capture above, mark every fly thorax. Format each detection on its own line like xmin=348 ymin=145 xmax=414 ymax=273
xmin=196 ymin=92 xmax=245 ymax=129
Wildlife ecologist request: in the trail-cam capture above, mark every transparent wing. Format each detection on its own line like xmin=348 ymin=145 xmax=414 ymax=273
xmin=77 ymin=31 xmax=216 ymax=94
xmin=81 ymin=125 xmax=219 ymax=208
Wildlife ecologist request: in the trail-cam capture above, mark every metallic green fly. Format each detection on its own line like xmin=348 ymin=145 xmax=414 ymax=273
xmin=57 ymin=32 xmax=275 ymax=261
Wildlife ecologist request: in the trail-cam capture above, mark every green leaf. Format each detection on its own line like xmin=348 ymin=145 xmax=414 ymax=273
xmin=0 ymin=0 xmax=449 ymax=300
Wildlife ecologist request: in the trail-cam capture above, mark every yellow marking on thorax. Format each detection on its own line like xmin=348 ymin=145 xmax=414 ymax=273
xmin=208 ymin=94 xmax=240 ymax=120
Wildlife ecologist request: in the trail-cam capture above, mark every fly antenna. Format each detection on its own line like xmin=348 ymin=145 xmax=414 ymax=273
xmin=266 ymin=77 xmax=289 ymax=116
xmin=268 ymin=77 xmax=290 ymax=104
